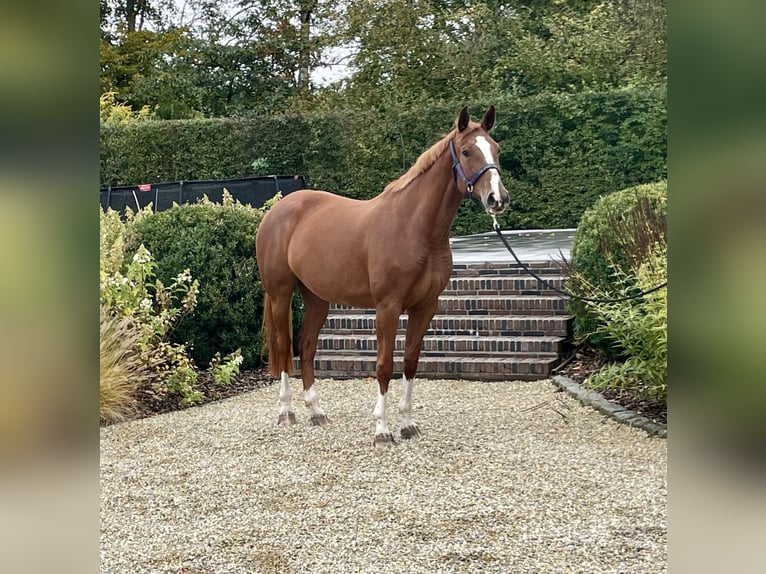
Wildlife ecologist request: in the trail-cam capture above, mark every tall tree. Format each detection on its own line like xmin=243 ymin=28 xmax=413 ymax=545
xmin=335 ymin=0 xmax=665 ymax=109
xmin=341 ymin=0 xmax=479 ymax=109
xmin=100 ymin=0 xmax=345 ymax=117
xmin=101 ymin=0 xmax=177 ymax=34
xmin=492 ymin=0 xmax=666 ymax=93
xmin=100 ymin=0 xmax=666 ymax=117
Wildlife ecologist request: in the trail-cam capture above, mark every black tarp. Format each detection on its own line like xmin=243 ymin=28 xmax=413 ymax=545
xmin=100 ymin=175 xmax=307 ymax=213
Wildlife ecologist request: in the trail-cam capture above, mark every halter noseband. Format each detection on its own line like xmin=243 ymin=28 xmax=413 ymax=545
xmin=448 ymin=139 xmax=500 ymax=202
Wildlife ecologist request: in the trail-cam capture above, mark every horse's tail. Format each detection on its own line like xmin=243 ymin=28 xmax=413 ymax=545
xmin=262 ymin=293 xmax=294 ymax=377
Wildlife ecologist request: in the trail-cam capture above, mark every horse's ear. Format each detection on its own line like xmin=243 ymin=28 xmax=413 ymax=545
xmin=481 ymin=106 xmax=496 ymax=131
xmin=457 ymin=106 xmax=470 ymax=132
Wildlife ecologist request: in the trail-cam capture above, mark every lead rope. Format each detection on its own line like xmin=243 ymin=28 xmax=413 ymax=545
xmin=490 ymin=216 xmax=667 ymax=304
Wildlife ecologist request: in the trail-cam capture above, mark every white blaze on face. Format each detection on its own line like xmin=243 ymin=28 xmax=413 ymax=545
xmin=475 ymin=135 xmax=501 ymax=203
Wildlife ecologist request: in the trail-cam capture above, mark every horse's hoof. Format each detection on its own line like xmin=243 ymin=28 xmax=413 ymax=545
xmin=276 ymin=412 xmax=296 ymax=426
xmin=373 ymin=433 xmax=396 ymax=448
xmin=310 ymin=414 xmax=329 ymax=426
xmin=401 ymin=425 xmax=421 ymax=440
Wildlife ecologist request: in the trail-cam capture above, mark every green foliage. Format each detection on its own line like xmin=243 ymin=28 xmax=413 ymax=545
xmin=340 ymin=0 xmax=665 ymax=108
xmin=490 ymin=0 xmax=666 ymax=95
xmin=127 ymin=194 xmax=264 ymax=369
xmin=101 ymin=1 xmax=337 ymax=118
xmin=100 ymin=305 xmax=151 ymax=424
xmin=101 ymin=193 xmax=287 ymax=418
xmin=100 ymin=207 xmax=204 ymax=409
xmin=495 ymin=89 xmax=667 ymax=231
xmin=342 ymin=0 xmax=478 ymax=109
xmin=573 ymin=244 xmax=667 ymax=403
xmin=101 ymin=1 xmax=665 ymax=119
xmin=100 ymin=28 xmax=204 ymax=119
xmin=208 ymin=350 xmax=244 ymax=387
xmin=100 ymin=87 xmax=667 ymax=235
xmin=100 ymin=90 xmax=156 ymax=124
xmin=567 ymin=180 xmax=666 ymax=352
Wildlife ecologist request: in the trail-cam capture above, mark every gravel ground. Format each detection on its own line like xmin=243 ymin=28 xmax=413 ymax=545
xmin=100 ymin=378 xmax=667 ymax=574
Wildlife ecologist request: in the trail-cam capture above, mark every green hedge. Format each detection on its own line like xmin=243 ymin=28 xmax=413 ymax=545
xmin=101 ymin=87 xmax=666 ymax=234
xmin=129 ymin=201 xmax=264 ymax=369
xmin=568 ymin=181 xmax=667 ymax=351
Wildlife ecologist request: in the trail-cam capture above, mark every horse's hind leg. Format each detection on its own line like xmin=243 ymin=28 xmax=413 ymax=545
xmin=298 ymin=285 xmax=330 ymax=426
xmin=400 ymin=299 xmax=439 ymax=440
xmin=268 ymin=291 xmax=298 ymax=426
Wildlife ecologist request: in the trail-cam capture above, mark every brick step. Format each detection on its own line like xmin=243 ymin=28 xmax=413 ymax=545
xmin=331 ymin=295 xmax=569 ymax=316
xmin=451 ymin=263 xmax=566 ymax=277
xmin=294 ymin=354 xmax=560 ymax=381
xmin=323 ymin=314 xmax=573 ymax=338
xmin=444 ymin=275 xmax=568 ymax=296
xmin=316 ymin=333 xmax=566 ymax=356
xmin=437 ymin=295 xmax=569 ymax=315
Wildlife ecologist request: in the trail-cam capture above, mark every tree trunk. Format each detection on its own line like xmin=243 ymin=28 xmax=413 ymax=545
xmin=297 ymin=1 xmax=316 ymax=92
xmin=126 ymin=0 xmax=137 ymax=33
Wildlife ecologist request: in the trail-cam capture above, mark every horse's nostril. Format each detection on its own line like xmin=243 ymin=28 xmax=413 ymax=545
xmin=487 ymin=194 xmax=496 ymax=207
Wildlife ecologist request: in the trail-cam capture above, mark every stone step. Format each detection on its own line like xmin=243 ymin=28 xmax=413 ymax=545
xmin=444 ymin=276 xmax=568 ymax=296
xmin=294 ymin=354 xmax=560 ymax=381
xmin=323 ymin=314 xmax=573 ymax=338
xmin=316 ymin=333 xmax=566 ymax=356
xmin=331 ymin=295 xmax=569 ymax=316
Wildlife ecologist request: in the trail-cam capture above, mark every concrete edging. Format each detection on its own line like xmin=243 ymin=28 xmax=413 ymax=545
xmin=551 ymin=375 xmax=666 ymax=438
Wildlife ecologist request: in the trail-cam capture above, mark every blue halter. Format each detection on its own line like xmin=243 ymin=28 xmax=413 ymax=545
xmin=448 ymin=139 xmax=500 ymax=203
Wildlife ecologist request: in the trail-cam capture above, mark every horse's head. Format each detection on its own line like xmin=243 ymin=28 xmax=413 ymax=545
xmin=451 ymin=106 xmax=509 ymax=215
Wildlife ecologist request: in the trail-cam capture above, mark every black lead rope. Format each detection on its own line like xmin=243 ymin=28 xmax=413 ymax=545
xmin=491 ymin=219 xmax=667 ymax=304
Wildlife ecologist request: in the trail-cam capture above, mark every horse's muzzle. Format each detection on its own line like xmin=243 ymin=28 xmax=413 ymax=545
xmin=485 ymin=191 xmax=508 ymax=214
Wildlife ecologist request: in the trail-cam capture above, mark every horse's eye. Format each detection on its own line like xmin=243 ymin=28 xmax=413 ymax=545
xmin=461 ymin=149 xmax=470 ymax=157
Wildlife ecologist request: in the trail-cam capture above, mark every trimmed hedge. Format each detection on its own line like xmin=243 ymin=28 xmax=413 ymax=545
xmin=128 ymin=200 xmax=266 ymax=369
xmin=568 ymin=181 xmax=667 ymax=350
xmin=101 ymin=87 xmax=666 ymax=234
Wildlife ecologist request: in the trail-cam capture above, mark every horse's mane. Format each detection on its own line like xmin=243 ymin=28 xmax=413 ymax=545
xmin=384 ymin=123 xmax=480 ymax=193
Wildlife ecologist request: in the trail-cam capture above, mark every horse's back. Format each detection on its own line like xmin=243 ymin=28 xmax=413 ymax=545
xmin=278 ymin=188 xmax=360 ymax=209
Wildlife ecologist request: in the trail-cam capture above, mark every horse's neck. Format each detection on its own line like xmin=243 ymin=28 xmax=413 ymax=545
xmin=389 ymin=153 xmax=463 ymax=245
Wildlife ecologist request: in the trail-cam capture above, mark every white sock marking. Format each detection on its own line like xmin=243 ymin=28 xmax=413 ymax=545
xmin=304 ymin=384 xmax=326 ymax=418
xmin=399 ymin=374 xmax=415 ymax=429
xmin=373 ymin=389 xmax=390 ymax=436
xmin=475 ymin=135 xmax=501 ymax=205
xmin=278 ymin=371 xmax=293 ymax=416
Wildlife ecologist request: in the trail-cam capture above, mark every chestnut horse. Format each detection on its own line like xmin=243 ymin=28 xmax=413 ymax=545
xmin=255 ymin=106 xmax=509 ymax=447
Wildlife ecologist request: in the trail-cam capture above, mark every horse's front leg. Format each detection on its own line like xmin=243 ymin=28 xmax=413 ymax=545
xmin=373 ymin=301 xmax=402 ymax=448
xmin=298 ymin=287 xmax=330 ymax=426
xmin=400 ymin=299 xmax=439 ymax=440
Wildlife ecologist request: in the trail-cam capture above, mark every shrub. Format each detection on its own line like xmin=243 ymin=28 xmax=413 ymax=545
xmin=571 ymin=244 xmax=667 ymax=403
xmin=128 ymin=193 xmax=268 ymax=369
xmin=100 ymin=90 xmax=156 ymax=125
xmin=101 ymin=200 xmax=253 ymax=419
xmin=99 ymin=306 xmax=152 ymax=424
xmin=208 ymin=350 xmax=245 ymax=387
xmin=100 ymin=207 xmax=204 ymax=411
xmin=567 ymin=181 xmax=667 ymax=350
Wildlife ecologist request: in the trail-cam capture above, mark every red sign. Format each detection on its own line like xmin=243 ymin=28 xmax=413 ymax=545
xmin=138 ymin=184 xmax=152 ymax=192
